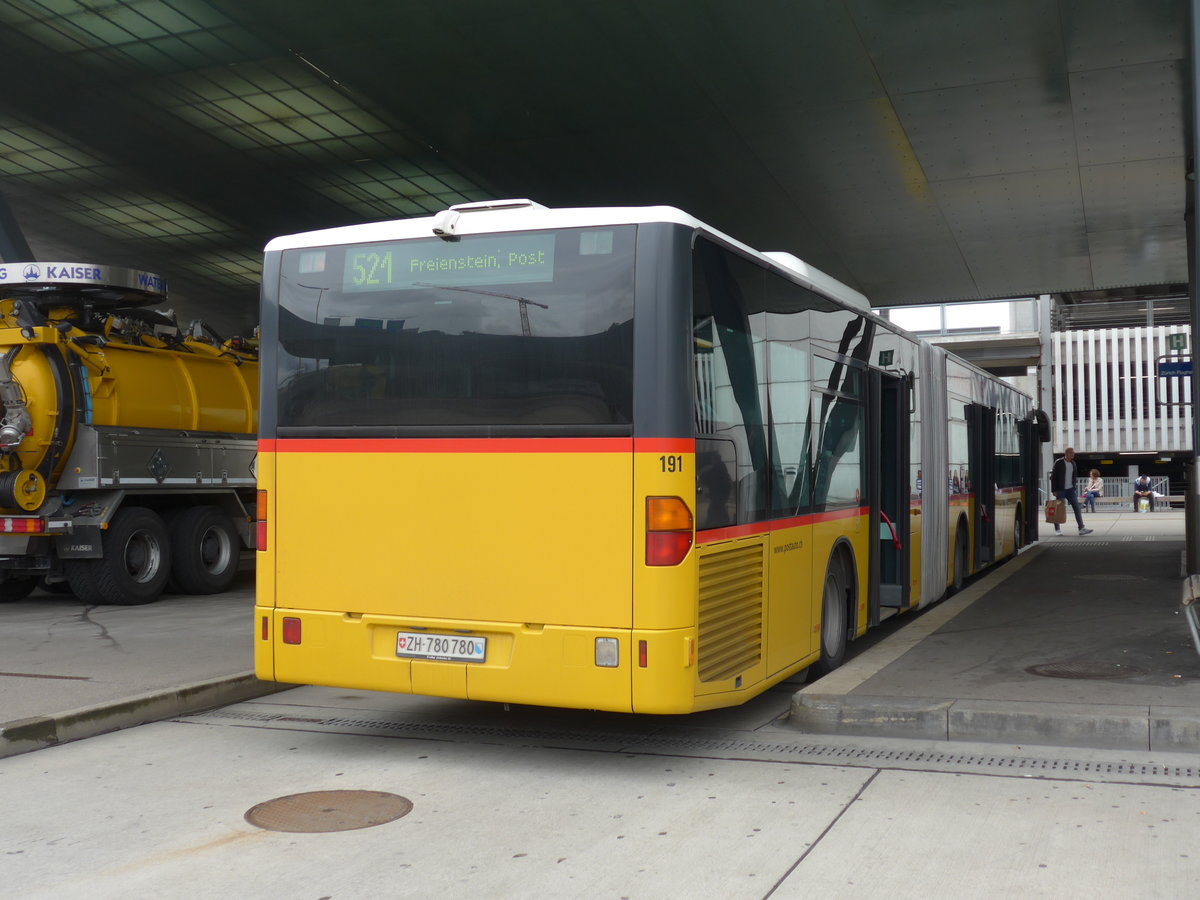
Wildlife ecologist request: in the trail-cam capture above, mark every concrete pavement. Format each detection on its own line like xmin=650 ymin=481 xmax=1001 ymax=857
xmin=0 ymin=569 xmax=289 ymax=758
xmin=791 ymin=511 xmax=1200 ymax=750
xmin=3 ymin=685 xmax=1199 ymax=899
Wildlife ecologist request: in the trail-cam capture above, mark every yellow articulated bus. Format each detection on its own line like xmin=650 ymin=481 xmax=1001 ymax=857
xmin=254 ymin=199 xmax=1043 ymax=713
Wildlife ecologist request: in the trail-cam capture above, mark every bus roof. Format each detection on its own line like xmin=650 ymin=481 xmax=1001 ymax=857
xmin=264 ymin=199 xmax=873 ymax=313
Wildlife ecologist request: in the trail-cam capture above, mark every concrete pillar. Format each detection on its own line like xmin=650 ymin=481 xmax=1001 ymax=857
xmin=1185 ymin=0 xmax=1200 ymax=573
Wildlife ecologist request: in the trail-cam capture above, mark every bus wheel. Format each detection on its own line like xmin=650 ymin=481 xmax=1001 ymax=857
xmin=0 ymin=575 xmax=37 ymax=602
xmin=950 ymin=528 xmax=967 ymax=594
xmin=812 ymin=554 xmax=849 ymax=677
xmin=169 ymin=506 xmax=240 ymax=595
xmin=1012 ymin=509 xmax=1023 ymax=555
xmin=91 ymin=507 xmax=171 ymax=605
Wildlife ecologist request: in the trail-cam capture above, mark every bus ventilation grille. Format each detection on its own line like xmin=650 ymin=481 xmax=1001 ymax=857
xmin=697 ymin=542 xmax=764 ymax=683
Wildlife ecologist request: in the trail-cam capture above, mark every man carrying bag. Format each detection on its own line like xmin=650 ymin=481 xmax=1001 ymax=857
xmin=1050 ymin=447 xmax=1093 ymax=536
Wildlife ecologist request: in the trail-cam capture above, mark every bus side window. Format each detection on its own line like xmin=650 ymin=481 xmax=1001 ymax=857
xmin=692 ymin=239 xmax=770 ymax=526
xmin=696 ymin=439 xmax=737 ymax=530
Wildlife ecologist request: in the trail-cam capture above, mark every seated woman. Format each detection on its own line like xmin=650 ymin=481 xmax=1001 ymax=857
xmin=1082 ymin=469 xmax=1103 ymax=513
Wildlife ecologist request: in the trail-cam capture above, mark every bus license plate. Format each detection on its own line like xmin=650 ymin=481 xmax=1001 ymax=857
xmin=396 ymin=631 xmax=486 ymax=663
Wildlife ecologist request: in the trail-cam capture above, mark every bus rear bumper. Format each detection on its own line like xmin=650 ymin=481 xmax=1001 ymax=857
xmin=255 ymin=607 xmax=694 ymax=713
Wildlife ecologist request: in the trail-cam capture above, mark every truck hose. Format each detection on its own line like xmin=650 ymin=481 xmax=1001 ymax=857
xmin=36 ymin=343 xmax=75 ymax=482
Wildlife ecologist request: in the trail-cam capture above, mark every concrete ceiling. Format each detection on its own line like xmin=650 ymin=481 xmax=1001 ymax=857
xmin=0 ymin=0 xmax=1189 ymax=336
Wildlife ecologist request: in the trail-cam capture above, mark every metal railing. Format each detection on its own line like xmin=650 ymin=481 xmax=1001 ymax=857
xmin=1038 ymin=476 xmax=1173 ymax=510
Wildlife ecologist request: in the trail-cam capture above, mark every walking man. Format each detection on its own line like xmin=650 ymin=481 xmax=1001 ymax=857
xmin=1050 ymin=446 xmax=1093 ymax=536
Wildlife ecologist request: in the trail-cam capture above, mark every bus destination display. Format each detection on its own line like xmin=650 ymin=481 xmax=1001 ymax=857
xmin=344 ymin=234 xmax=555 ymax=292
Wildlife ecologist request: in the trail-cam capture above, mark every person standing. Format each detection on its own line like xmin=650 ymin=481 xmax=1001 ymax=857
xmin=1082 ymin=468 xmax=1103 ymax=513
xmin=1050 ymin=447 xmax=1093 ymax=535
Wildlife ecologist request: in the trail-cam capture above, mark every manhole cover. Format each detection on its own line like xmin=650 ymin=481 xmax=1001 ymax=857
xmin=1075 ymin=574 xmax=1147 ymax=581
xmin=1025 ymin=662 xmax=1148 ymax=680
xmin=245 ymin=790 xmax=412 ymax=833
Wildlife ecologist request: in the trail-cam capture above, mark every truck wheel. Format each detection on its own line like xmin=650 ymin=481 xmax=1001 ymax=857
xmin=169 ymin=506 xmax=240 ymax=595
xmin=0 ymin=576 xmax=37 ymax=602
xmin=91 ymin=507 xmax=171 ymax=605
xmin=64 ymin=560 xmax=106 ymax=604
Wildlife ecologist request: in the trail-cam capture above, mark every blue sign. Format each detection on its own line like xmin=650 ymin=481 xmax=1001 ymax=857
xmin=1157 ymin=360 xmax=1193 ymax=377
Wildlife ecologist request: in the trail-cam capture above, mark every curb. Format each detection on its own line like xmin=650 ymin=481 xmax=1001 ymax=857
xmin=789 ymin=693 xmax=1200 ymax=751
xmin=0 ymin=673 xmax=295 ymax=760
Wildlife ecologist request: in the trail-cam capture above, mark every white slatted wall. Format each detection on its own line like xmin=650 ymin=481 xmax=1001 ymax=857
xmin=1052 ymin=327 xmax=1192 ymax=453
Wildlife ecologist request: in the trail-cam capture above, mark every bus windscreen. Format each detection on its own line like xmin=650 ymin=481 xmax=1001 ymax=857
xmin=276 ymin=226 xmax=636 ymax=429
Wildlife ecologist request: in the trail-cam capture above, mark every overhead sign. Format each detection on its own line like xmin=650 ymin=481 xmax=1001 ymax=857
xmin=0 ymin=262 xmax=167 ymax=298
xmin=1157 ymin=359 xmax=1192 ymax=377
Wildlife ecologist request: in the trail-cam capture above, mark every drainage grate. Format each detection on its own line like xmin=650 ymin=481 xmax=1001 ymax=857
xmin=244 ymin=790 xmax=412 ymax=833
xmin=1026 ymin=662 xmax=1148 ymax=679
xmin=1074 ymin=573 xmax=1147 ymax=581
xmin=191 ymin=709 xmax=1200 ymax=783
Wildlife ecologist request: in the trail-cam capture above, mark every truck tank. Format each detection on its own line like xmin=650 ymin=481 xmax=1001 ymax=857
xmin=0 ymin=262 xmax=258 ymax=604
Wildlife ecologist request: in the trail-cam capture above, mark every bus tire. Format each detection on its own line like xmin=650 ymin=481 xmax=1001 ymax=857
xmin=950 ymin=525 xmax=968 ymax=595
xmin=0 ymin=575 xmax=37 ymax=602
xmin=1012 ymin=506 xmax=1023 ymax=555
xmin=812 ymin=551 xmax=851 ymax=677
xmin=91 ymin=507 xmax=171 ymax=605
xmin=169 ymin=505 xmax=240 ymax=595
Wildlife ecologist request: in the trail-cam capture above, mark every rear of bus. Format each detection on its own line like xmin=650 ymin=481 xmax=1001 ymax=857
xmin=254 ymin=203 xmax=701 ymax=712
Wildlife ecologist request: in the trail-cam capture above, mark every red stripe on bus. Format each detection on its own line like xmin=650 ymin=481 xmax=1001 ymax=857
xmin=634 ymin=438 xmax=695 ymax=453
xmin=697 ymin=506 xmax=868 ymax=542
xmin=262 ymin=437 xmax=694 ymax=454
xmin=270 ymin=437 xmax=631 ymax=453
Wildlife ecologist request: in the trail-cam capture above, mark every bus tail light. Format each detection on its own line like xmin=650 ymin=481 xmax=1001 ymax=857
xmin=645 ymin=496 xmax=693 ymax=566
xmin=256 ymin=490 xmax=268 ymax=551
xmin=282 ymin=617 xmax=301 ymax=644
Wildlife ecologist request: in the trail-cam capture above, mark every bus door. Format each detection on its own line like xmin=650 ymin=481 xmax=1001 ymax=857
xmin=867 ymin=369 xmax=911 ymax=624
xmin=1020 ymin=412 xmax=1044 ymax=542
xmin=967 ymin=403 xmax=996 ymax=565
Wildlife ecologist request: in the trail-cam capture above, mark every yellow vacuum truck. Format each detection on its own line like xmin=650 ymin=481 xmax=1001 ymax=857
xmin=0 ymin=262 xmax=258 ymax=605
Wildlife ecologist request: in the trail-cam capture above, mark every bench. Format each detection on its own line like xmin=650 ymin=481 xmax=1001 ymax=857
xmin=1084 ymin=495 xmax=1182 ymax=512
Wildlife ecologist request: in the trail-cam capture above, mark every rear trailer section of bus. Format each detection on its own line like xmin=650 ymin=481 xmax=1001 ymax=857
xmin=255 ymin=205 xmax=701 ymax=713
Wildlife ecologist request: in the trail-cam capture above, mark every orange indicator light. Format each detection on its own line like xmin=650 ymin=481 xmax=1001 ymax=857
xmin=255 ymin=490 xmax=268 ymax=552
xmin=646 ymin=496 xmax=692 ymax=531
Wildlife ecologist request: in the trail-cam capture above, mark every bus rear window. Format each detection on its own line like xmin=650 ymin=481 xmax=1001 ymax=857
xmin=276 ymin=226 xmax=635 ymax=429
